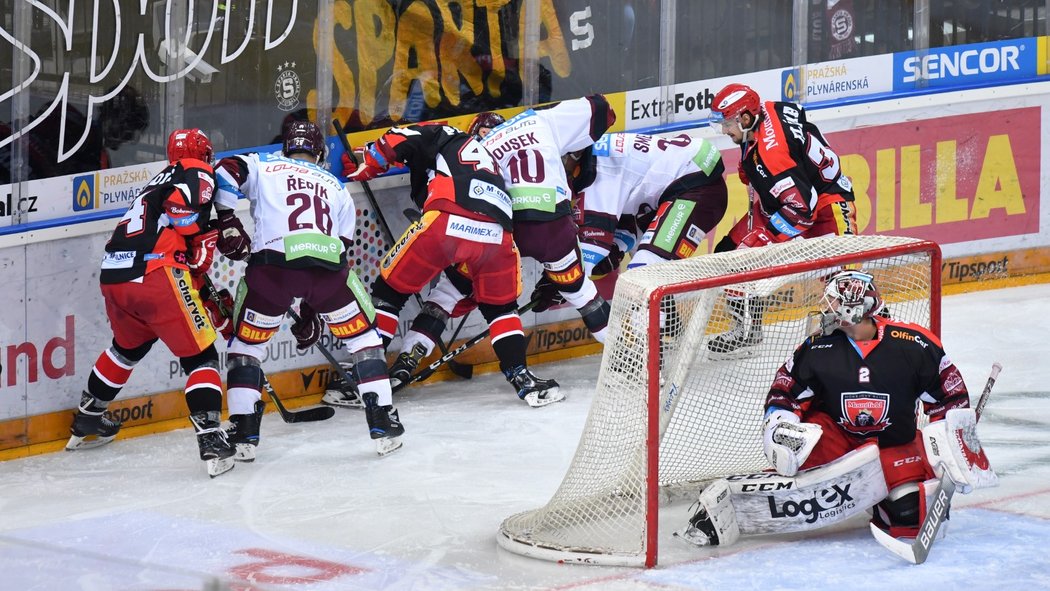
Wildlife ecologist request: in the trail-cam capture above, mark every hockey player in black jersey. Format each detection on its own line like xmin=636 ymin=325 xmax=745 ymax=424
xmin=678 ymin=270 xmax=996 ymax=552
xmin=67 ymin=128 xmax=236 ymax=477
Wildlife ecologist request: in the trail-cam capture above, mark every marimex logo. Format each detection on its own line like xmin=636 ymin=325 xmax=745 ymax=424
xmin=894 ymin=38 xmax=1034 ymax=90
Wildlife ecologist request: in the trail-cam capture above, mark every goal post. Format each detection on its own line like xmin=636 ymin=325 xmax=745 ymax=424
xmin=497 ymin=235 xmax=942 ymax=567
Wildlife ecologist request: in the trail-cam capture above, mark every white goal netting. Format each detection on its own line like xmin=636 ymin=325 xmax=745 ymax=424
xmin=498 ymin=235 xmax=940 ymax=567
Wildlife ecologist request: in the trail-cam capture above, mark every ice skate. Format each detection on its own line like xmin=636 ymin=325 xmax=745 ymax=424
xmin=190 ymin=411 xmax=235 ymax=477
xmin=226 ymin=400 xmax=265 ymax=462
xmin=363 ymin=393 xmax=404 ymax=456
xmin=388 ymin=343 xmax=427 ymax=390
xmin=504 ymin=366 xmax=564 ymax=408
xmin=708 ymin=296 xmax=765 ymax=359
xmin=322 ymin=363 xmax=364 ymax=408
xmin=65 ymin=392 xmax=122 ymax=451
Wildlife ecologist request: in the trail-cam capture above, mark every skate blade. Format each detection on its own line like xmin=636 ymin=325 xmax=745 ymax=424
xmin=523 ymin=390 xmax=566 ymax=408
xmin=322 ymin=390 xmax=364 ymax=409
xmin=375 ymin=436 xmax=403 ymax=457
xmin=706 ymin=345 xmax=760 ymax=362
xmin=233 ymin=443 xmax=256 ymax=463
xmin=65 ymin=433 xmax=116 ymax=451
xmin=672 ymin=525 xmax=713 ymax=547
xmin=207 ymin=457 xmax=236 ymax=478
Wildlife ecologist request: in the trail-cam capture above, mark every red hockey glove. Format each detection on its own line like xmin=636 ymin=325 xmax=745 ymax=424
xmin=339 ymin=151 xmax=358 ymax=181
xmin=291 ymin=300 xmax=322 ymax=351
xmin=202 ymin=288 xmax=235 ymax=341
xmin=346 ymin=142 xmax=389 ymax=183
xmin=738 ymin=226 xmax=774 ymax=249
xmin=214 ymin=209 xmax=251 ymax=261
xmin=450 ymin=296 xmax=478 ymax=318
xmin=186 ymin=229 xmax=219 ymax=276
xmin=737 ymin=167 xmax=749 ymax=186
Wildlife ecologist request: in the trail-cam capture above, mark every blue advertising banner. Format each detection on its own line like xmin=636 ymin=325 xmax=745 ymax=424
xmin=894 ymin=37 xmax=1038 ymax=91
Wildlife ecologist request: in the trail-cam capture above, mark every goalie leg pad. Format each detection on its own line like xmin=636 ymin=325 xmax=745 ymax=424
xmin=727 ymin=443 xmax=888 ymax=537
xmin=922 ymin=408 xmax=997 ymax=493
xmin=675 ymin=479 xmax=741 ymax=547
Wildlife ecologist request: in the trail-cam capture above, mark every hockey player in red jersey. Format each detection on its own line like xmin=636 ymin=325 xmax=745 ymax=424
xmin=678 ymin=270 xmax=996 ymax=551
xmin=707 ymin=83 xmax=859 ymax=354
xmin=67 ymin=128 xmax=237 ymax=477
xmin=214 ymin=121 xmax=405 ymax=457
xmin=344 ymin=122 xmax=561 ymax=407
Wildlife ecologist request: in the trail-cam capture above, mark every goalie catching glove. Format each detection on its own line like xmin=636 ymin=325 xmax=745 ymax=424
xmin=763 ymin=408 xmax=822 ymax=476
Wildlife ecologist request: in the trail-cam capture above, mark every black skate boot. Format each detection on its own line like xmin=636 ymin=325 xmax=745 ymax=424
xmin=363 ymin=392 xmax=404 ymax=456
xmin=708 ymin=296 xmax=765 ymax=357
xmin=388 ymin=343 xmax=427 ymax=390
xmin=189 ymin=411 xmax=235 ymax=478
xmin=503 ymin=365 xmax=564 ymax=408
xmin=226 ymin=400 xmax=265 ymax=462
xmin=322 ymin=362 xmax=363 ymax=408
xmin=66 ymin=392 xmax=122 ymax=451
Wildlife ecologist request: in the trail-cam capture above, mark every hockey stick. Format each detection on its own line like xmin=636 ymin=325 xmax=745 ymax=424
xmin=287 ymin=307 xmax=361 ymax=398
xmin=392 ymin=297 xmax=542 ymax=393
xmin=870 ymin=362 xmax=1002 ymax=564
xmin=198 ymin=275 xmax=334 ymax=423
xmin=331 ymin=118 xmax=471 ymax=380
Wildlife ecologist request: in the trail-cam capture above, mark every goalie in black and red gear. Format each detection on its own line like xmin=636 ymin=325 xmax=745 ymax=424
xmin=677 ymin=270 xmax=997 ymax=554
xmin=67 ymin=128 xmax=236 ymax=478
xmin=705 ymin=83 xmax=860 ymax=355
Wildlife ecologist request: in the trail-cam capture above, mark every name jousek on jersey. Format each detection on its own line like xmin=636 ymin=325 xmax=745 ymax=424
xmin=488 ymin=130 xmax=541 ymax=161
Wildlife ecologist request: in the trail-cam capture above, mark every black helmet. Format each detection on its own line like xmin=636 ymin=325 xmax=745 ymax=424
xmin=282 ymin=120 xmax=326 ymax=162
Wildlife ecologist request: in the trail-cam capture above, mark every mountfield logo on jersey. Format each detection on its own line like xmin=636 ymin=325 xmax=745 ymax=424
xmin=894 ymin=37 xmax=1035 ymax=90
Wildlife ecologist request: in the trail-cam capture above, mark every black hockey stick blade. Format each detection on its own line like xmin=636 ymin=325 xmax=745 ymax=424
xmin=263 ymin=375 xmax=335 ymax=423
xmin=392 ymin=297 xmax=541 ymax=393
xmin=870 ymin=362 xmax=1002 ymax=563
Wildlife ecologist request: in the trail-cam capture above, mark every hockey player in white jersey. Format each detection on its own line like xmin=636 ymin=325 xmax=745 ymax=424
xmin=482 ymin=95 xmax=616 ymax=340
xmin=567 ymin=132 xmax=728 ymax=276
xmin=214 ymin=121 xmax=404 ymax=457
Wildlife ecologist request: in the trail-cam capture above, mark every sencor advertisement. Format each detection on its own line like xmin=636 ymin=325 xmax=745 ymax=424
xmin=894 ymin=37 xmax=1038 ymax=91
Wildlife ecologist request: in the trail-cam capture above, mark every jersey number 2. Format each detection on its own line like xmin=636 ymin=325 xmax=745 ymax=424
xmin=287 ymin=194 xmax=333 ymax=235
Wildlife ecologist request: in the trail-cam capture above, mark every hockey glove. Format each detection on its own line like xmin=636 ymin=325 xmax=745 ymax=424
xmin=214 ymin=209 xmax=251 ymax=261
xmin=202 ymin=287 xmax=235 ymax=340
xmin=346 ymin=142 xmax=389 ymax=183
xmin=186 ymin=229 xmax=219 ymax=276
xmin=738 ymin=226 xmax=774 ymax=249
xmin=291 ymin=300 xmax=322 ymax=351
xmin=339 ymin=151 xmax=358 ymax=181
xmin=762 ymin=408 xmax=822 ymax=477
xmin=530 ymin=274 xmax=566 ymax=314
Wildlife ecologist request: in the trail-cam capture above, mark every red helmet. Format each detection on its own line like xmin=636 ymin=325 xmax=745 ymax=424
xmin=710 ymin=83 xmax=761 ymax=128
xmin=166 ymin=128 xmax=214 ymax=163
xmin=466 ymin=111 xmax=505 ymax=138
xmin=283 ymin=120 xmax=327 ymax=162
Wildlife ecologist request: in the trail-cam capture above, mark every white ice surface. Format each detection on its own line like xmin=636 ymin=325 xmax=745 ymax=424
xmin=1 ymin=284 xmax=1048 ymax=591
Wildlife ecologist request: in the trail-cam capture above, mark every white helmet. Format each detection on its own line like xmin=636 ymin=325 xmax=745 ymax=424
xmin=822 ymin=270 xmax=885 ymax=328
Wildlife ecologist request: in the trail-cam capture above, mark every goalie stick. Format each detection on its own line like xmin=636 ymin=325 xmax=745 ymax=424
xmin=870 ymin=362 xmax=1002 ymax=564
xmin=393 ymin=297 xmax=542 ymax=393
xmin=332 ymin=118 xmax=472 ymax=380
xmin=199 ymin=275 xmax=335 ymax=424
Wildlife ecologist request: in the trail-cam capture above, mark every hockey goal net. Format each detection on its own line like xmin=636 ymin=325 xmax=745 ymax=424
xmin=498 ymin=235 xmax=941 ymax=567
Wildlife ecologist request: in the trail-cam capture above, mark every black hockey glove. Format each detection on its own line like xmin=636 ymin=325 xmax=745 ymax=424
xmin=291 ymin=301 xmax=322 ymax=351
xmin=530 ymin=274 xmax=566 ymax=314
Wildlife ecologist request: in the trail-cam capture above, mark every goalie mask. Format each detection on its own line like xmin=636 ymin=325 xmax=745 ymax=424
xmin=283 ymin=120 xmax=327 ymax=163
xmin=822 ymin=270 xmax=885 ymax=328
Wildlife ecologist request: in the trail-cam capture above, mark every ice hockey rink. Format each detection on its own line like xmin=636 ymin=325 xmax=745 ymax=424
xmin=1 ymin=282 xmax=1048 ymax=591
